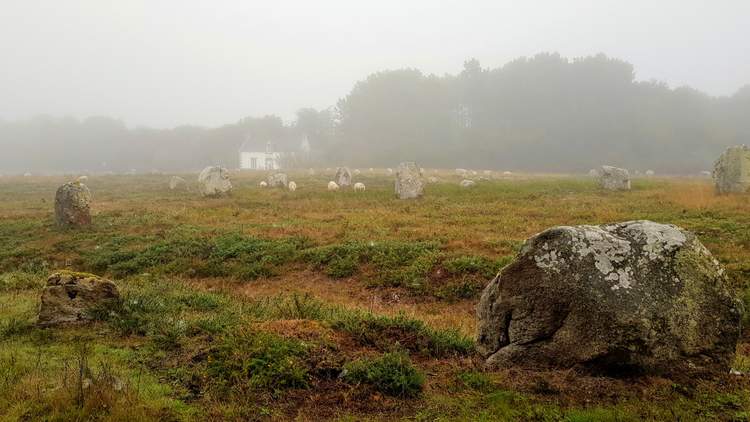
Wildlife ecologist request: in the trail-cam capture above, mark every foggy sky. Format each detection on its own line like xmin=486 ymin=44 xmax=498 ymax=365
xmin=2 ymin=0 xmax=749 ymax=129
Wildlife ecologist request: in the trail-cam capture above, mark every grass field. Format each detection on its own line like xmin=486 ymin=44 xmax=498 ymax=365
xmin=1 ymin=170 xmax=749 ymax=421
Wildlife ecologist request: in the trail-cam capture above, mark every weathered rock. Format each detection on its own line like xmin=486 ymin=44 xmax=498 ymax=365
xmin=598 ymin=166 xmax=631 ymax=191
xmin=54 ymin=182 xmax=92 ymax=227
xmin=477 ymin=220 xmax=742 ymax=376
xmin=394 ymin=162 xmax=425 ymax=199
xmin=198 ymin=166 xmax=232 ymax=197
xmin=335 ymin=167 xmax=352 ymax=187
xmin=38 ymin=271 xmax=120 ymax=327
xmin=267 ymin=172 xmax=288 ymax=188
xmin=713 ymin=145 xmax=750 ymax=194
xmin=169 ymin=176 xmax=186 ymax=190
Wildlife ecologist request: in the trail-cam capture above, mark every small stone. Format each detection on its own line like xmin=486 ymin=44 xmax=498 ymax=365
xmin=394 ymin=162 xmax=425 ymax=199
xmin=54 ymin=182 xmax=92 ymax=228
xmin=713 ymin=145 xmax=750 ymax=194
xmin=198 ymin=166 xmax=232 ymax=197
xmin=169 ymin=176 xmax=186 ymax=190
xmin=267 ymin=172 xmax=288 ymax=188
xmin=598 ymin=165 xmax=631 ymax=191
xmin=335 ymin=167 xmax=352 ymax=188
xmin=38 ymin=271 xmax=120 ymax=327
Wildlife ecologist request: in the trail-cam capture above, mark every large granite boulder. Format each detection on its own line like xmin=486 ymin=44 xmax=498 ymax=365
xmin=198 ymin=166 xmax=232 ymax=197
xmin=477 ymin=220 xmax=742 ymax=376
xmin=38 ymin=271 xmax=120 ymax=326
xmin=267 ymin=172 xmax=288 ymax=188
xmin=714 ymin=145 xmax=750 ymax=194
xmin=394 ymin=162 xmax=424 ymax=199
xmin=334 ymin=167 xmax=352 ymax=188
xmin=598 ymin=166 xmax=631 ymax=191
xmin=54 ymin=182 xmax=92 ymax=227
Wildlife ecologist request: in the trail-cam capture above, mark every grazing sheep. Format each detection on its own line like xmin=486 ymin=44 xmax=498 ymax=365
xmin=353 ymin=169 xmax=361 ymax=176
xmin=288 ymin=181 xmax=297 ymax=192
xmin=386 ymin=168 xmax=393 ymax=175
xmin=327 ymin=181 xmax=339 ymax=191
xmin=460 ymin=179 xmax=476 ymax=188
xmin=259 ymin=181 xmax=268 ymax=188
xmin=354 ymin=182 xmax=366 ymax=192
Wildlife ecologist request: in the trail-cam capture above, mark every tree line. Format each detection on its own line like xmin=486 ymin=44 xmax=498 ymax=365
xmin=1 ymin=53 xmax=748 ymax=174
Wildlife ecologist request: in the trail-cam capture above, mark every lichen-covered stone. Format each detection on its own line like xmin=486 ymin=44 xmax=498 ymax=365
xmin=477 ymin=220 xmax=742 ymax=376
xmin=198 ymin=166 xmax=232 ymax=197
xmin=267 ymin=172 xmax=288 ymax=188
xmin=713 ymin=145 xmax=750 ymax=194
xmin=54 ymin=182 xmax=92 ymax=227
xmin=38 ymin=271 xmax=119 ymax=326
xmin=394 ymin=162 xmax=424 ymax=199
xmin=334 ymin=167 xmax=352 ymax=188
xmin=598 ymin=166 xmax=630 ymax=191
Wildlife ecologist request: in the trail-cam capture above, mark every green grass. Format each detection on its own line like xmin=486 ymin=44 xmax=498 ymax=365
xmin=1 ymin=173 xmax=749 ymax=420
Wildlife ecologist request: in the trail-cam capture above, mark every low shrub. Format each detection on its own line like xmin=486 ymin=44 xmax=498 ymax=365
xmin=207 ymin=329 xmax=309 ymax=393
xmin=343 ymin=351 xmax=424 ymax=397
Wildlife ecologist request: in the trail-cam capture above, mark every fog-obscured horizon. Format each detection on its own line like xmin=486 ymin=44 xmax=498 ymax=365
xmin=2 ymin=1 xmax=749 ymax=174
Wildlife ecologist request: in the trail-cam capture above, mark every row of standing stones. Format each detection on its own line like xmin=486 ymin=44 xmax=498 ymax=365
xmin=45 ymin=146 xmax=749 ymax=377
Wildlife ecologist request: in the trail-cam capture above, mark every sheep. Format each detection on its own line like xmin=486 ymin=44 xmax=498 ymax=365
xmin=259 ymin=181 xmax=268 ymax=188
xmin=75 ymin=175 xmax=89 ymax=183
xmin=386 ymin=168 xmax=393 ymax=175
xmin=354 ymin=182 xmax=366 ymax=192
xmin=460 ymin=179 xmax=476 ymax=188
xmin=353 ymin=169 xmax=361 ymax=176
xmin=327 ymin=181 xmax=339 ymax=191
xmin=288 ymin=181 xmax=297 ymax=192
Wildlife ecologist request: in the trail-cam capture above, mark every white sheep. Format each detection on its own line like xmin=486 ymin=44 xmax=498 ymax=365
xmin=353 ymin=169 xmax=361 ymax=176
xmin=386 ymin=168 xmax=393 ymax=175
xmin=259 ymin=181 xmax=268 ymax=188
xmin=327 ymin=181 xmax=339 ymax=191
xmin=354 ymin=182 xmax=366 ymax=192
xmin=288 ymin=181 xmax=297 ymax=192
xmin=460 ymin=179 xmax=476 ymax=188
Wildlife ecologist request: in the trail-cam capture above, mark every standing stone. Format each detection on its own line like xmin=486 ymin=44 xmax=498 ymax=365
xmin=477 ymin=220 xmax=742 ymax=376
xmin=335 ymin=167 xmax=352 ymax=188
xmin=54 ymin=182 xmax=92 ymax=228
xmin=713 ymin=145 xmax=750 ymax=194
xmin=169 ymin=176 xmax=186 ymax=190
xmin=38 ymin=271 xmax=120 ymax=327
xmin=198 ymin=166 xmax=232 ymax=197
xmin=267 ymin=172 xmax=289 ymax=188
xmin=394 ymin=162 xmax=425 ymax=199
xmin=598 ymin=165 xmax=631 ymax=191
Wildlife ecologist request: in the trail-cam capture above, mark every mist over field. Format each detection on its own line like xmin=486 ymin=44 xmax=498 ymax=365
xmin=1 ymin=1 xmax=749 ymax=174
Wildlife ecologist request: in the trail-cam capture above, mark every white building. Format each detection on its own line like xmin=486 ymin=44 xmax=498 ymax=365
xmin=239 ymin=141 xmax=282 ymax=170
